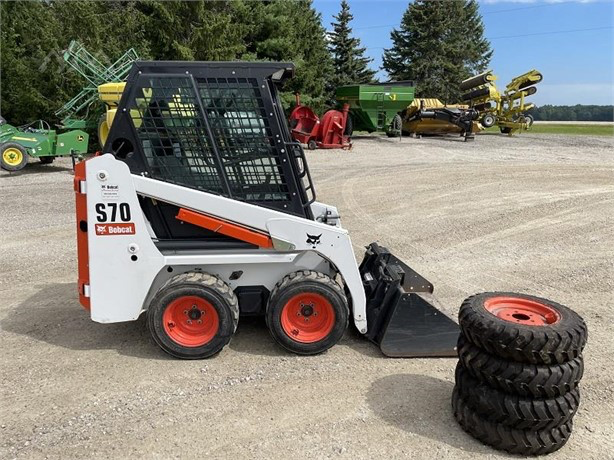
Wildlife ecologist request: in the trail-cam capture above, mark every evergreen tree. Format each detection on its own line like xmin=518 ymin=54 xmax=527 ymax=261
xmin=0 ymin=0 xmax=332 ymax=126
xmin=328 ymin=0 xmax=376 ymax=89
xmin=382 ymin=0 xmax=492 ymax=102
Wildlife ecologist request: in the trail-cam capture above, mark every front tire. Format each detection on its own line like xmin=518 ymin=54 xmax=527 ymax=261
xmin=147 ymin=272 xmax=239 ymax=359
xmin=266 ymin=270 xmax=349 ymax=355
xmin=1 ymin=142 xmax=28 ymax=171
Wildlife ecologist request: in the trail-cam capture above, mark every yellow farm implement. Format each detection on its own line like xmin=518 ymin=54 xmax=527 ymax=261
xmin=461 ymin=69 xmax=543 ymax=135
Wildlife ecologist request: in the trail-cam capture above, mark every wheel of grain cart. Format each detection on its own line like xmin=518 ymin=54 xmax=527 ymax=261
xmin=147 ymin=272 xmax=239 ymax=359
xmin=266 ymin=270 xmax=349 ymax=355
xmin=98 ymin=113 xmax=110 ymax=148
xmin=481 ymin=113 xmax=496 ymax=128
xmin=39 ymin=156 xmax=55 ymax=164
xmin=307 ymin=139 xmax=318 ymax=150
xmin=1 ymin=142 xmax=28 ymax=171
xmin=457 ymin=335 xmax=584 ymax=398
xmin=452 ymin=387 xmax=573 ymax=455
xmin=458 ymin=292 xmax=587 ymax=365
xmin=344 ymin=114 xmax=353 ymax=136
xmin=454 ymin=362 xmax=579 ymax=430
xmin=386 ymin=114 xmax=403 ymax=137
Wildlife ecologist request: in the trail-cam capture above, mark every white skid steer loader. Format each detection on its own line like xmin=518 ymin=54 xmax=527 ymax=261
xmin=74 ymin=61 xmax=459 ymax=359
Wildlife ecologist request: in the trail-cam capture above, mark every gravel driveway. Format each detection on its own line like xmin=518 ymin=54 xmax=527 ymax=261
xmin=1 ymin=132 xmax=613 ymax=459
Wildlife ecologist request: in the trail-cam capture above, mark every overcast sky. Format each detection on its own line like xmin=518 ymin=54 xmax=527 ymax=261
xmin=313 ymin=0 xmax=614 ymax=106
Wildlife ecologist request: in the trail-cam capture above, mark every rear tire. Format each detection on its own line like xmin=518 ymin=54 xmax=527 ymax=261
xmin=457 ymin=335 xmax=584 ymax=398
xmin=307 ymin=139 xmax=317 ymax=150
xmin=452 ymin=387 xmax=573 ymax=455
xmin=459 ymin=292 xmax=587 ymax=364
xmin=386 ymin=114 xmax=402 ymax=137
xmin=147 ymin=272 xmax=239 ymax=359
xmin=39 ymin=156 xmax=55 ymax=164
xmin=266 ymin=270 xmax=349 ymax=355
xmin=455 ymin=362 xmax=579 ymax=430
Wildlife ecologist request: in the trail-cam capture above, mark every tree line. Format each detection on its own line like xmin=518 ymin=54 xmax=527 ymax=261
xmin=527 ymin=105 xmax=614 ymax=122
xmin=4 ymin=0 xmax=602 ymax=133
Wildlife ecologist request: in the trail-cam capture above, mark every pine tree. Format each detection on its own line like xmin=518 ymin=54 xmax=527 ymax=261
xmin=328 ymin=0 xmax=376 ymax=89
xmin=382 ymin=0 xmax=492 ymax=102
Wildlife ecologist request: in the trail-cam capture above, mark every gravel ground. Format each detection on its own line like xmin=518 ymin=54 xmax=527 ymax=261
xmin=1 ymin=132 xmax=613 ymax=459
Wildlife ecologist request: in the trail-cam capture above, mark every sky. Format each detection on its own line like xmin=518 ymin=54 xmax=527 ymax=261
xmin=312 ymin=0 xmax=614 ymax=106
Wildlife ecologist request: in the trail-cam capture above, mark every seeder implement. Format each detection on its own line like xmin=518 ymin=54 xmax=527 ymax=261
xmin=74 ymin=61 xmax=459 ymax=359
xmin=461 ymin=69 xmax=543 ymax=134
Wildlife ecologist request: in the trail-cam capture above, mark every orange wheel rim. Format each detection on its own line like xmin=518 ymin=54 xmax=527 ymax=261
xmin=162 ymin=296 xmax=219 ymax=347
xmin=280 ymin=293 xmax=335 ymax=343
xmin=484 ymin=296 xmax=560 ymax=326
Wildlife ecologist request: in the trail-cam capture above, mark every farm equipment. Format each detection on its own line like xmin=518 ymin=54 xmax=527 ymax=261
xmin=56 ymin=40 xmax=139 ymax=135
xmin=400 ymin=99 xmax=481 ymax=141
xmin=335 ymin=82 xmax=415 ymax=136
xmin=75 ymin=61 xmax=459 ymax=359
xmin=0 ymin=116 xmax=88 ymax=171
xmin=288 ymin=94 xmax=351 ymax=149
xmin=461 ymin=69 xmax=543 ymax=135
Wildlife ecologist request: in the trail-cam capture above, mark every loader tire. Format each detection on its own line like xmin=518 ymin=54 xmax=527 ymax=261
xmin=455 ymin=362 xmax=579 ymax=430
xmin=266 ymin=270 xmax=349 ymax=355
xmin=147 ymin=272 xmax=239 ymax=359
xmin=458 ymin=292 xmax=587 ymax=365
xmin=452 ymin=387 xmax=573 ymax=455
xmin=458 ymin=335 xmax=584 ymax=398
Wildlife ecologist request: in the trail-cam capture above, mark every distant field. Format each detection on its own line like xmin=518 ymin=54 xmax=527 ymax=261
xmin=486 ymin=123 xmax=614 ymax=136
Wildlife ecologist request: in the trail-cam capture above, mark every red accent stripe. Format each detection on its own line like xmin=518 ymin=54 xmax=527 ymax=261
xmin=74 ymin=161 xmax=90 ymax=310
xmin=176 ymin=208 xmax=273 ymax=248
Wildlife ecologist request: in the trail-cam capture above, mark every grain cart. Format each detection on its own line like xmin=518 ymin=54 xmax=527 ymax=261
xmin=335 ymin=82 xmax=415 ymax=137
xmin=461 ymin=69 xmax=543 ymax=135
xmin=75 ymin=61 xmax=460 ymax=359
xmin=0 ymin=116 xmax=88 ymax=171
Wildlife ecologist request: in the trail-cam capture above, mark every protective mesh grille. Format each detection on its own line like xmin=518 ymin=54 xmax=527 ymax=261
xmin=128 ymin=75 xmax=290 ymax=203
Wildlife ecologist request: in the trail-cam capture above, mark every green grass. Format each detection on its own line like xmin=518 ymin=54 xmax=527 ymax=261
xmin=486 ymin=123 xmax=614 ymax=136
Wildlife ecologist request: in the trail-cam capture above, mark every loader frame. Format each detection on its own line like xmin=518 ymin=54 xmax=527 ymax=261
xmin=77 ymin=61 xmax=459 ymax=358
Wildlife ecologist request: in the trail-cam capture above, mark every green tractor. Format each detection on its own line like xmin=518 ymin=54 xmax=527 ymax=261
xmin=0 ymin=116 xmax=88 ymax=171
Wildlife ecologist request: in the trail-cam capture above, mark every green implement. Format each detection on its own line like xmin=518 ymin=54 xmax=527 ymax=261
xmin=0 ymin=117 xmax=88 ymax=171
xmin=335 ymin=82 xmax=415 ymax=136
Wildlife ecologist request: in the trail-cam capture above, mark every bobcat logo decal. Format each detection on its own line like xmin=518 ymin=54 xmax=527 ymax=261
xmin=306 ymin=233 xmax=322 ymax=247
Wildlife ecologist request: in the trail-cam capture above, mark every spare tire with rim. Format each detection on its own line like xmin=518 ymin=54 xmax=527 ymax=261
xmin=459 ymin=292 xmax=587 ymax=365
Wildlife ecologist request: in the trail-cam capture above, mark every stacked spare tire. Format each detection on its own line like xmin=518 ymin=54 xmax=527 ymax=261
xmin=452 ymin=292 xmax=588 ymax=455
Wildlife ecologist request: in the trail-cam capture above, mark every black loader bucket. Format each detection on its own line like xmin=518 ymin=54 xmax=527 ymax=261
xmin=359 ymin=243 xmax=459 ymax=357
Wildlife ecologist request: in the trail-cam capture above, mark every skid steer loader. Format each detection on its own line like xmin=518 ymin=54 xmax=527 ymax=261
xmin=75 ymin=61 xmax=459 ymax=359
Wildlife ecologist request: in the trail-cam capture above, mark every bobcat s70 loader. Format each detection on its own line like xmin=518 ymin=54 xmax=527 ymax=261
xmin=75 ymin=61 xmax=458 ymax=359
